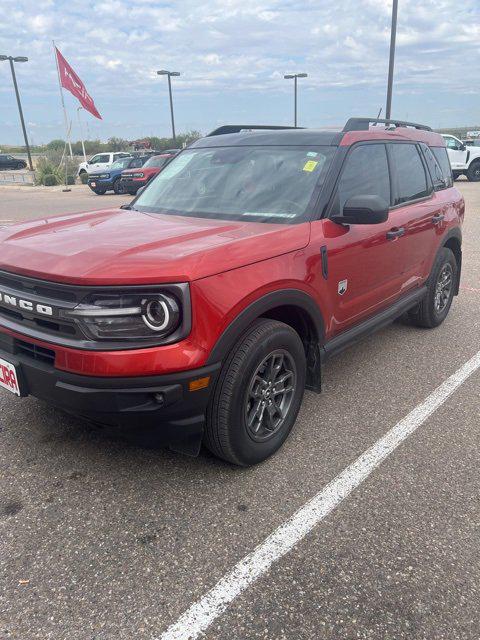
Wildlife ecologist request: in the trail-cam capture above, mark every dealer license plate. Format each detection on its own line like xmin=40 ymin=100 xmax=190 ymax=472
xmin=0 ymin=357 xmax=21 ymax=396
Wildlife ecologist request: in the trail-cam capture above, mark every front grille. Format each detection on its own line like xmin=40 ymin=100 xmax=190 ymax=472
xmin=0 ymin=269 xmax=87 ymax=342
xmin=15 ymin=339 xmax=55 ymax=365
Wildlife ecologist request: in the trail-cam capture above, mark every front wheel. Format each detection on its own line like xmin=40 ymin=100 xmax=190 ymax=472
xmin=466 ymin=161 xmax=480 ymax=182
xmin=92 ymin=188 xmax=106 ymax=195
xmin=204 ymin=319 xmax=306 ymax=466
xmin=408 ymin=247 xmax=457 ymax=328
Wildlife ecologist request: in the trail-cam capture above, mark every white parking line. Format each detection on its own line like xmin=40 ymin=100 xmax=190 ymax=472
xmin=157 ymin=349 xmax=480 ymax=640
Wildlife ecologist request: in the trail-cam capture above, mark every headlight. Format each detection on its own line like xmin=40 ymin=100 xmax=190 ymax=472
xmin=62 ymin=287 xmax=189 ymax=342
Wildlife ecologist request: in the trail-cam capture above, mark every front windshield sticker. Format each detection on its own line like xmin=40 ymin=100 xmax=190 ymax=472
xmin=306 ymin=151 xmax=318 ymax=157
xmin=303 ymin=160 xmax=318 ymax=172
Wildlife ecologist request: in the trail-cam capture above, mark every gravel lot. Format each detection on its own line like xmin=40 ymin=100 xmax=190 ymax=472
xmin=0 ymin=180 xmax=479 ymax=640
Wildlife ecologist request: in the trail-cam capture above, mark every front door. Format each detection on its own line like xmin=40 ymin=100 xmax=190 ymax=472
xmin=310 ymin=142 xmax=410 ymax=335
xmin=443 ymin=135 xmax=467 ymax=171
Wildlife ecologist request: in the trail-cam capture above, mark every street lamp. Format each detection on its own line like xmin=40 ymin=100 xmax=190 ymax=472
xmin=385 ymin=0 xmax=398 ymax=120
xmin=157 ymin=69 xmax=180 ymax=144
xmin=284 ymin=73 xmax=308 ymax=127
xmin=0 ymin=55 xmax=33 ymax=171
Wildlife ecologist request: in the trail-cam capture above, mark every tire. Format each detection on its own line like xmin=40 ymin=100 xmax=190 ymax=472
xmin=466 ymin=161 xmax=480 ymax=182
xmin=204 ymin=318 xmax=306 ymax=466
xmin=127 ymin=190 xmax=137 ymax=196
xmin=408 ymin=247 xmax=457 ymax=328
xmin=93 ymin=188 xmax=106 ymax=195
xmin=452 ymin=171 xmax=462 ymax=181
xmin=113 ymin=179 xmax=125 ymax=195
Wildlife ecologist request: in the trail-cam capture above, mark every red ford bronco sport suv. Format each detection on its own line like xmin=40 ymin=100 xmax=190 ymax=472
xmin=0 ymin=118 xmax=464 ymax=466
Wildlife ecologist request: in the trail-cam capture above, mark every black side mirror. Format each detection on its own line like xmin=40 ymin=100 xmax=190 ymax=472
xmin=460 ymin=143 xmax=466 ymax=152
xmin=331 ymin=195 xmax=389 ymax=225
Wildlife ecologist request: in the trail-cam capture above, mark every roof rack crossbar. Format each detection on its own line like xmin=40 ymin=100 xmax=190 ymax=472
xmin=207 ymin=125 xmax=302 ymax=137
xmin=343 ymin=117 xmax=431 ymax=132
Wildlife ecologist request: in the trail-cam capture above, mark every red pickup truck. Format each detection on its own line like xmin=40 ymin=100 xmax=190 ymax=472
xmin=0 ymin=119 xmax=463 ymax=466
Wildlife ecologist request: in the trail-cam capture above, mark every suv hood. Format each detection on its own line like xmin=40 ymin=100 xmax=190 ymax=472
xmin=0 ymin=208 xmax=310 ymax=285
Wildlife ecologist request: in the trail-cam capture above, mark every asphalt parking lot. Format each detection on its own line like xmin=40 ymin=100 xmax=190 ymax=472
xmin=0 ymin=181 xmax=479 ymax=640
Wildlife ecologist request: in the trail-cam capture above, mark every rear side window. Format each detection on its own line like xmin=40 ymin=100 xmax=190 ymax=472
xmin=335 ymin=143 xmax=391 ymax=213
xmin=431 ymin=147 xmax=453 ymax=188
xmin=420 ymin=144 xmax=446 ymax=191
xmin=389 ymin=143 xmax=430 ymax=205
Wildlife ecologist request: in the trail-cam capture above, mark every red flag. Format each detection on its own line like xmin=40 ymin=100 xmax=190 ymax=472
xmin=55 ymin=47 xmax=102 ymax=120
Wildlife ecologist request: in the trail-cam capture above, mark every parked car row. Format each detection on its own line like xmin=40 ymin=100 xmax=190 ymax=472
xmin=86 ymin=150 xmax=179 ymax=195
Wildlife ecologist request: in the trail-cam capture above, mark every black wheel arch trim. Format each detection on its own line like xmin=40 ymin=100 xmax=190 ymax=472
xmin=206 ymin=288 xmax=326 ymax=365
xmin=439 ymin=227 xmax=462 ymax=295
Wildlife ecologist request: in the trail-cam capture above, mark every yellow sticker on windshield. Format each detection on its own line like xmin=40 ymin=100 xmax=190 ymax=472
xmin=303 ymin=160 xmax=318 ymax=172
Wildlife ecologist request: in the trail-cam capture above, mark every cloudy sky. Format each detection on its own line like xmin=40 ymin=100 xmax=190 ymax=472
xmin=1 ymin=0 xmax=479 ymax=144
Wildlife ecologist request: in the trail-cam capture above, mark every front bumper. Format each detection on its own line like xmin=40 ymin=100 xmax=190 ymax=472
xmin=0 ymin=332 xmax=220 ymax=456
xmin=88 ymin=178 xmax=114 ymax=191
xmin=120 ymin=177 xmax=146 ymax=191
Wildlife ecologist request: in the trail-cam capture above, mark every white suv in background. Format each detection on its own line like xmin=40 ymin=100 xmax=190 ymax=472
xmin=77 ymin=152 xmax=131 ymax=177
xmin=442 ymin=134 xmax=480 ymax=181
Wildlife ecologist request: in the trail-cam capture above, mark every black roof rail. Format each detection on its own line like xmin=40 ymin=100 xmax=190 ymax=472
xmin=207 ymin=125 xmax=303 ymax=137
xmin=343 ymin=117 xmax=432 ymax=132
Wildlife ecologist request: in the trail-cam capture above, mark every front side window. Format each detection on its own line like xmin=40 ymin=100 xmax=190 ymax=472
xmin=444 ymin=136 xmax=462 ymax=151
xmin=89 ymin=155 xmax=100 ymax=164
xmin=96 ymin=154 xmax=110 ymax=164
xmin=389 ymin=143 xmax=430 ymax=205
xmin=333 ymin=143 xmax=391 ymax=214
xmin=134 ymin=146 xmax=335 ymax=223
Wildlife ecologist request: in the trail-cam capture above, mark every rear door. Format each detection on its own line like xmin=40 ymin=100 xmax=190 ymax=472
xmin=387 ymin=142 xmax=437 ymax=286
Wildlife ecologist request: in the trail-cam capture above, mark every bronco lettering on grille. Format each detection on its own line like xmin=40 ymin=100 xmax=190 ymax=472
xmin=0 ymin=292 xmax=53 ymax=316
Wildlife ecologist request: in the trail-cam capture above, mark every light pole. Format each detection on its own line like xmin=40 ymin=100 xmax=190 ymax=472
xmin=385 ymin=0 xmax=398 ymax=120
xmin=0 ymin=55 xmax=33 ymax=171
xmin=157 ymin=69 xmax=180 ymax=143
xmin=284 ymin=73 xmax=308 ymax=127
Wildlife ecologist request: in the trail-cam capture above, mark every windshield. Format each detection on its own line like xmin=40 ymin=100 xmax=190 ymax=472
xmin=143 ymin=155 xmax=171 ymax=169
xmin=133 ymin=146 xmax=335 ymax=223
xmin=111 ymin=158 xmax=133 ymax=170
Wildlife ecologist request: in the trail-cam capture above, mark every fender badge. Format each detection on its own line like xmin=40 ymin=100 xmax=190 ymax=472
xmin=338 ymin=279 xmax=348 ymax=295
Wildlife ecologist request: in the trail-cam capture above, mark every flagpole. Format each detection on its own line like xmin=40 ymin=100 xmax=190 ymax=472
xmin=77 ymin=106 xmax=87 ymax=163
xmin=53 ymin=40 xmax=73 ymax=158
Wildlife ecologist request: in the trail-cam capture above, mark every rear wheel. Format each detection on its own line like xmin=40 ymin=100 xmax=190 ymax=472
xmin=204 ymin=319 xmax=306 ymax=466
xmin=408 ymin=247 xmax=457 ymax=328
xmin=127 ymin=190 xmax=137 ymax=196
xmin=93 ymin=188 xmax=106 ymax=195
xmin=113 ymin=178 xmax=125 ymax=194
xmin=466 ymin=161 xmax=480 ymax=182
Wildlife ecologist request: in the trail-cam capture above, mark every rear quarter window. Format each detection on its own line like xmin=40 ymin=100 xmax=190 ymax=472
xmin=431 ymin=147 xmax=453 ymax=188
xmin=389 ymin=143 xmax=431 ymax=205
xmin=420 ymin=144 xmax=447 ymax=191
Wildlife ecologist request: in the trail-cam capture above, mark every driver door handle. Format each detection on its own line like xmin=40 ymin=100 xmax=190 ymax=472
xmin=432 ymin=213 xmax=445 ymax=224
xmin=386 ymin=227 xmax=405 ymax=240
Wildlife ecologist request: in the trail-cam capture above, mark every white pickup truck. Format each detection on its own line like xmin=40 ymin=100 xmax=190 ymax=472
xmin=77 ymin=151 xmax=131 ymax=177
xmin=442 ymin=134 xmax=480 ymax=181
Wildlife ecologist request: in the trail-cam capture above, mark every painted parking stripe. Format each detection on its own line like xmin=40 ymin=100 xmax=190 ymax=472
xmin=157 ymin=349 xmax=480 ymax=640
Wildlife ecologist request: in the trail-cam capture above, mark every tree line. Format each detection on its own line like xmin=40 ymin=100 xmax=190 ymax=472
xmin=1 ymin=131 xmax=202 ymax=156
